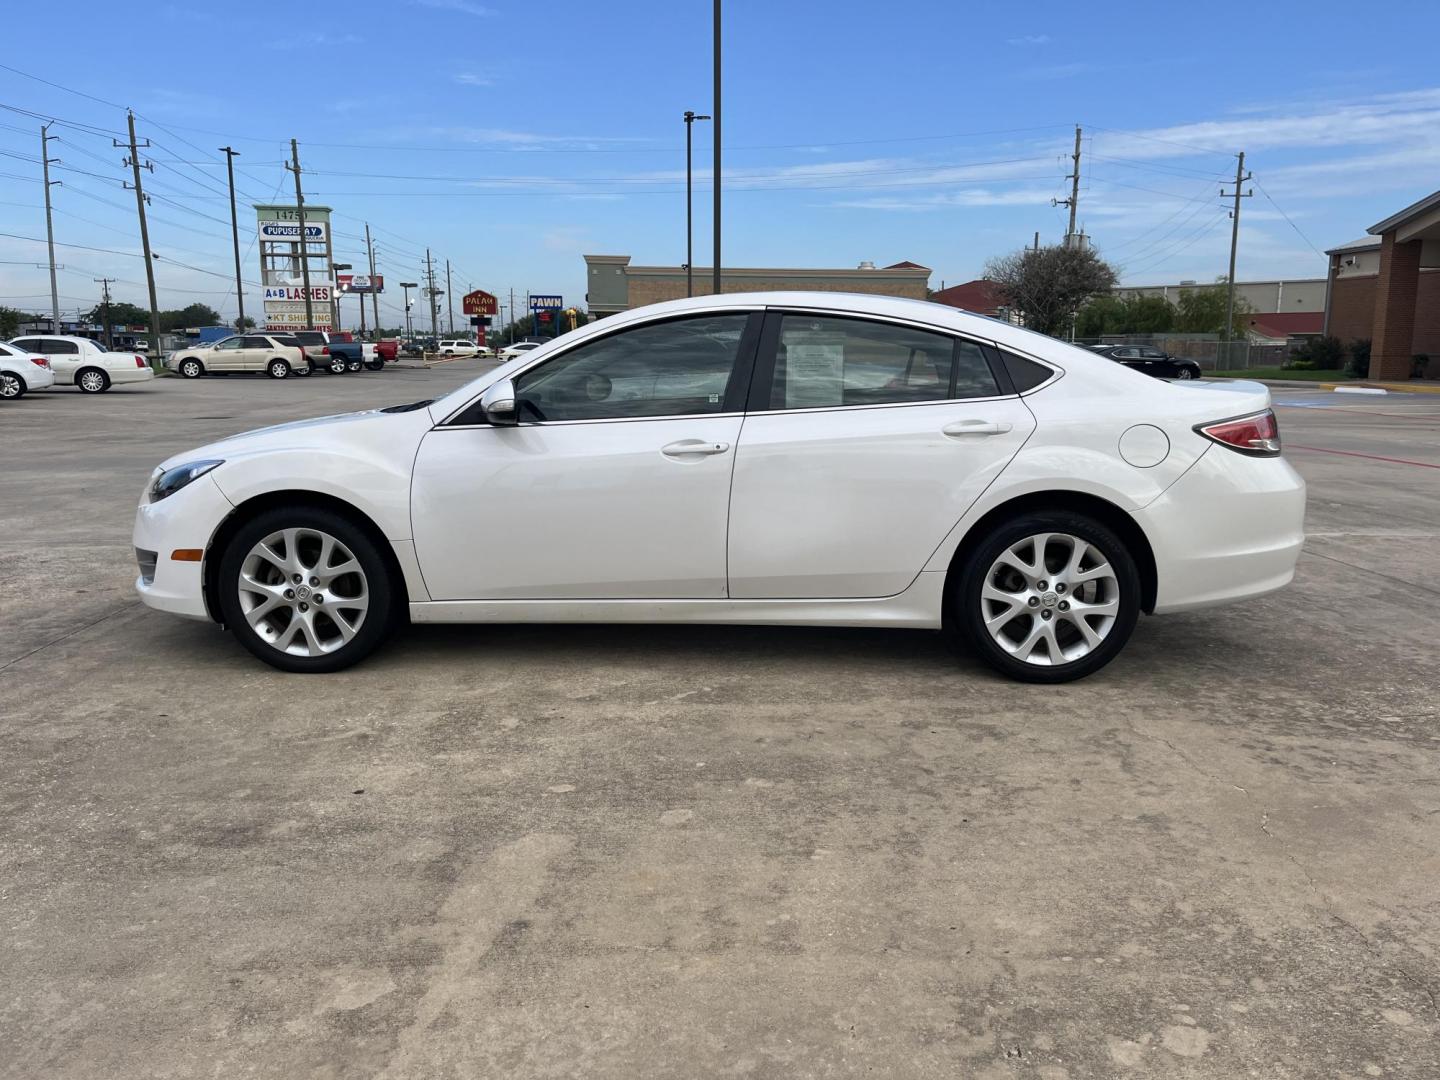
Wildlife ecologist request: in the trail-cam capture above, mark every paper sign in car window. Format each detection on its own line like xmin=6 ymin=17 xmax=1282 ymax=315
xmin=783 ymin=330 xmax=846 ymax=408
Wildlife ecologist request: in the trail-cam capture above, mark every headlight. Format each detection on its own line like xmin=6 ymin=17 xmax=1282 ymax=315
xmin=149 ymin=460 xmax=223 ymax=502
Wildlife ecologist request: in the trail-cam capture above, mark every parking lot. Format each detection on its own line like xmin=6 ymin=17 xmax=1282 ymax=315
xmin=2 ymin=373 xmax=1437 ymax=1077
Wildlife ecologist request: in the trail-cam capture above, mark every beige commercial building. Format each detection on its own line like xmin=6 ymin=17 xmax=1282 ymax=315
xmin=1113 ymin=277 xmax=1328 ymax=313
xmin=584 ymin=255 xmax=931 ymax=317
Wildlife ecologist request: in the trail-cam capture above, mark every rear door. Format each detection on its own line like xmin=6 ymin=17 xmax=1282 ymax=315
xmin=241 ymin=336 xmax=275 ymax=371
xmin=45 ymin=339 xmax=82 ymax=382
xmin=726 ymin=310 xmax=1035 ymax=599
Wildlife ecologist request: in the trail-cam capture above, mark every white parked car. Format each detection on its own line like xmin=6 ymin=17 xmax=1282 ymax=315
xmin=133 ymin=292 xmax=1305 ymax=681
xmin=0 ymin=340 xmax=55 ymax=399
xmin=9 ymin=335 xmax=155 ymax=393
xmin=496 ymin=340 xmax=542 ymax=360
xmin=168 ymin=335 xmax=307 ymax=379
xmin=436 ymin=339 xmax=479 ymax=358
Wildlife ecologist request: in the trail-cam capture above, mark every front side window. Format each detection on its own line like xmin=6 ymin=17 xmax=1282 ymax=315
xmin=766 ymin=314 xmax=997 ymax=409
xmin=214 ymin=338 xmax=243 ymax=351
xmin=514 ymin=314 xmax=750 ymax=422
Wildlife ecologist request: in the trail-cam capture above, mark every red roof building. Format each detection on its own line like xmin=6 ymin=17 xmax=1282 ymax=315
xmin=930 ymin=279 xmax=1006 ymax=316
xmin=1245 ymin=312 xmax=1325 ymax=340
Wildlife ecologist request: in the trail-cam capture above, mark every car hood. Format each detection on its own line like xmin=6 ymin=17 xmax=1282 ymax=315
xmin=155 ymin=403 xmax=434 ymax=472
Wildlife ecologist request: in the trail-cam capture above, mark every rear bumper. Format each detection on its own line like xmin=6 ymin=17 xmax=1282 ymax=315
xmin=17 ymin=366 xmax=55 ymax=390
xmin=132 ymin=472 xmax=234 ymax=620
xmin=112 ymin=366 xmax=156 ymax=385
xmin=1135 ymin=446 xmax=1306 ymax=614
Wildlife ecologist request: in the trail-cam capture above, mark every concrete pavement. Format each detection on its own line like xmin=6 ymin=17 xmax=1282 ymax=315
xmin=2 ymin=374 xmax=1437 ymax=1078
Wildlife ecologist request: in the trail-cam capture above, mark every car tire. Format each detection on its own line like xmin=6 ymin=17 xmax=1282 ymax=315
xmin=1 ymin=371 xmax=26 ymax=399
xmin=267 ymin=358 xmax=291 ymax=379
xmin=328 ymin=356 xmax=347 ymax=375
xmin=1177 ymin=367 xmax=1198 ymax=380
xmin=953 ymin=511 xmax=1140 ymax=683
xmin=76 ymin=367 xmax=110 ymax=393
xmin=217 ymin=505 xmax=397 ymax=674
xmin=346 ymin=358 xmax=363 ymax=373
xmin=365 ymin=358 xmax=384 ymax=371
xmin=179 ymin=358 xmax=204 ymax=378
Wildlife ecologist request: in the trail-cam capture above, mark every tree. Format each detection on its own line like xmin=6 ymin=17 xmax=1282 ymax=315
xmin=984 ymin=244 xmax=1118 ymax=337
xmin=1174 ymin=283 xmax=1253 ymax=336
xmin=234 ymin=314 xmax=256 ymax=330
xmin=158 ymin=304 xmax=222 ymax=332
xmin=1075 ymin=294 xmax=1175 ymax=338
xmin=84 ymin=301 xmax=150 ymax=327
xmin=0 ymin=306 xmax=30 ymax=338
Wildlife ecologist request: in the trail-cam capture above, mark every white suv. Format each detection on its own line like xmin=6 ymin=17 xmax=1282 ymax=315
xmin=0 ymin=340 xmax=56 ymax=399
xmin=436 ymin=339 xmax=479 ymax=358
xmin=8 ymin=335 xmax=155 ymax=393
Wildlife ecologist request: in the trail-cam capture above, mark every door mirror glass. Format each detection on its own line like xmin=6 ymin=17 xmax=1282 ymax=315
xmin=480 ymin=378 xmax=518 ymax=425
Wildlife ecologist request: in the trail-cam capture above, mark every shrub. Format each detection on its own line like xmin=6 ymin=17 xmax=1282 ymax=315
xmin=1347 ymin=338 xmax=1371 ymax=378
xmin=1415 ymin=354 xmax=1433 ymax=379
xmin=1289 ymin=359 xmax=1315 ymax=371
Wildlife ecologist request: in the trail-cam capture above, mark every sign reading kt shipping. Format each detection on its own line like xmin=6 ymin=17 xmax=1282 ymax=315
xmin=461 ymin=289 xmax=498 ymax=316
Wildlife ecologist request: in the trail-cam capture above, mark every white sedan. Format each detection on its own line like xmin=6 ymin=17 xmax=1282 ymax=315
xmin=0 ymin=340 xmax=56 ymax=398
xmin=9 ymin=335 xmax=155 ymax=393
xmin=132 ymin=292 xmax=1305 ymax=682
xmin=496 ymin=340 xmax=542 ymax=360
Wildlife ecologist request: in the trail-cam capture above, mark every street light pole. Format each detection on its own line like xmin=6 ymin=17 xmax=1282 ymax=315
xmin=400 ymin=281 xmax=418 ymax=339
xmin=333 ymin=263 xmax=352 ymax=333
xmin=219 ymin=147 xmax=245 ymax=330
xmin=683 ymin=110 xmax=710 ymax=298
xmin=712 ymin=0 xmax=722 ymax=296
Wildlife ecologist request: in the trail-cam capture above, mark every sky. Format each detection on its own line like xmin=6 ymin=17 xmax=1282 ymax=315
xmin=2 ymin=0 xmax=1439 ymax=329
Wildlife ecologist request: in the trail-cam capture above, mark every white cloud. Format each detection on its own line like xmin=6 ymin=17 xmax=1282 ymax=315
xmin=454 ymin=71 xmax=496 ymax=87
xmin=410 ymin=0 xmax=494 ymax=16
xmin=1006 ymin=34 xmax=1051 ymax=46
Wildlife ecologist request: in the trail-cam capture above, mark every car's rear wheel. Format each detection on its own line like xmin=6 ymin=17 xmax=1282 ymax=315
xmin=179 ymin=358 xmax=204 ymax=378
xmin=346 ymin=358 xmax=363 ymax=373
xmin=217 ymin=506 xmax=396 ymax=673
xmin=955 ymin=511 xmax=1140 ymax=683
xmin=365 ymin=358 xmax=384 ymax=371
xmin=267 ymin=358 xmax=290 ymax=379
xmin=1176 ymin=367 xmax=1197 ymax=380
xmin=1 ymin=371 xmax=26 ymax=399
xmin=76 ymin=367 xmax=110 ymax=393
xmin=328 ymin=355 xmax=347 ymax=374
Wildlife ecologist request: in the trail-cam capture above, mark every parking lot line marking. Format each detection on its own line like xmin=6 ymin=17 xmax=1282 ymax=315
xmin=1288 ymin=445 xmax=1440 ymax=469
xmin=1276 ymin=404 xmax=1440 ymax=422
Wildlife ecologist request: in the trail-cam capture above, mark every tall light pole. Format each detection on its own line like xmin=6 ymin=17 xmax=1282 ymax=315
xmin=400 ymin=281 xmax=418 ymax=339
xmin=40 ymin=124 xmax=61 ymax=333
xmin=683 ymin=110 xmax=710 ymax=298
xmin=333 ymin=263 xmax=352 ymax=332
xmin=712 ymin=0 xmax=722 ymax=295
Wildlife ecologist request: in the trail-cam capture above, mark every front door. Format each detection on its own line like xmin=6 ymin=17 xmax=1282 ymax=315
xmin=411 ymin=311 xmax=759 ymax=600
xmin=209 ymin=337 xmax=246 ymax=372
xmin=726 ymin=312 xmax=1036 ymax=599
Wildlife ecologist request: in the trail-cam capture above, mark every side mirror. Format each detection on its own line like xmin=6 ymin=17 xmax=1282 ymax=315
xmin=480 ymin=378 xmax=518 ymax=426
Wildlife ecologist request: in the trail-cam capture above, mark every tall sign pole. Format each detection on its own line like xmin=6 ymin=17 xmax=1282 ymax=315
xmin=120 ymin=112 xmax=161 ymax=357
xmin=366 ymin=223 xmax=379 ymax=331
xmin=287 ymin=139 xmax=314 ymax=331
xmin=1221 ymin=151 xmax=1253 ymax=351
xmin=712 ymin=0 xmax=722 ymax=296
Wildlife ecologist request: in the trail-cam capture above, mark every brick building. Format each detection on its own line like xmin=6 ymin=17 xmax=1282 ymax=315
xmin=583 ymin=256 xmax=930 ymax=317
xmin=1324 ymin=190 xmax=1440 ymax=380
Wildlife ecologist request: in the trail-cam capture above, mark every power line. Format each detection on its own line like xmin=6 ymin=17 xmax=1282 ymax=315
xmin=1252 ymin=176 xmax=1326 ymax=259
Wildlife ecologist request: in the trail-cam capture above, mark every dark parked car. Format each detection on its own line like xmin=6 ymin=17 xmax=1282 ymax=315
xmin=1088 ymin=344 xmax=1202 ymax=380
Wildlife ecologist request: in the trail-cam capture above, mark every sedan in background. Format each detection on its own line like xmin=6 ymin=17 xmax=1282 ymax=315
xmin=0 ymin=340 xmax=55 ymax=399
xmin=133 ymin=292 xmax=1304 ymax=683
xmin=168 ymin=335 xmax=307 ymax=379
xmin=8 ymin=335 xmax=154 ymax=393
xmin=496 ymin=340 xmax=543 ymax=360
xmin=1089 ymin=344 xmax=1203 ymax=380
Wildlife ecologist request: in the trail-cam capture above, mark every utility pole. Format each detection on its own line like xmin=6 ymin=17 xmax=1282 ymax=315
xmin=424 ymin=249 xmax=439 ymax=339
xmin=1221 ymin=151 xmax=1253 ymax=355
xmin=365 ymin=223 xmax=379 ymax=332
xmin=445 ymin=258 xmax=454 ymax=335
xmin=509 ymin=287 xmax=516 ymax=344
xmin=118 ymin=112 xmax=161 ymax=357
xmin=1033 ymin=231 xmax=1040 ymax=252
xmin=219 ymin=146 xmax=246 ymax=330
xmin=286 ymin=139 xmax=314 ymax=331
xmin=712 ymin=0 xmax=722 ymax=295
xmin=1050 ymin=125 xmax=1083 ymax=248
xmin=684 ymin=110 xmax=711 ymax=297
xmin=40 ymin=125 xmax=61 ymax=334
xmin=94 ymin=277 xmax=114 ymax=349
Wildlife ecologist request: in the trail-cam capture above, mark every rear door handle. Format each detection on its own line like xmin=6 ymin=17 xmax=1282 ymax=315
xmin=661 ymin=439 xmax=731 ymax=458
xmin=942 ymin=420 xmax=1012 ymax=437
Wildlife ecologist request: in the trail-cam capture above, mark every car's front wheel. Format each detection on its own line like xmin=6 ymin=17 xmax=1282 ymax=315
xmin=1 ymin=371 xmax=25 ymax=399
xmin=955 ymin=512 xmax=1140 ymax=683
xmin=267 ymin=358 xmax=291 ymax=379
xmin=179 ymin=358 xmax=204 ymax=378
xmin=327 ymin=355 xmax=347 ymax=374
xmin=76 ymin=367 xmax=110 ymax=393
xmin=218 ymin=506 xmax=396 ymax=673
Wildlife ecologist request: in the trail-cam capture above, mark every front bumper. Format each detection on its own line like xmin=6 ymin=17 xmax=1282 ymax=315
xmin=1135 ymin=446 xmax=1306 ymax=614
xmin=132 ymin=472 xmax=235 ymax=620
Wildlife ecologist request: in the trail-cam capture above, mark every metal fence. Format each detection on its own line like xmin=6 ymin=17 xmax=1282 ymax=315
xmin=1072 ymin=334 xmax=1284 ymax=372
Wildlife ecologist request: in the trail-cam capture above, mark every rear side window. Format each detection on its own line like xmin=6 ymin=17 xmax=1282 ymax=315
xmin=11 ymin=339 xmax=42 ymax=353
xmin=766 ymin=314 xmax=998 ymax=409
xmin=49 ymin=340 xmax=80 ymax=355
xmin=242 ymin=336 xmax=270 ymax=348
xmin=999 ymin=350 xmax=1054 ymax=392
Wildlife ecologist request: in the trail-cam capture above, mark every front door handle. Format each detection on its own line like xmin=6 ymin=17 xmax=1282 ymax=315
xmin=942 ymin=420 xmax=1012 ymax=437
xmin=661 ymin=439 xmax=731 ymax=458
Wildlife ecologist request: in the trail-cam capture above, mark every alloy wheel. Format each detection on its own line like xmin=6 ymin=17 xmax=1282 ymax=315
xmin=980 ymin=532 xmax=1120 ymax=667
xmin=0 ymin=373 xmax=20 ymax=398
xmin=237 ymin=527 xmax=370 ymax=657
xmin=79 ymin=370 xmax=106 ymax=392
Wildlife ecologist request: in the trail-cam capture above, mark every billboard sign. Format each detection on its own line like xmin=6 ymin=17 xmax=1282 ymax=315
xmin=259 ymin=221 xmax=328 ymax=241
xmin=462 ymin=289 xmax=498 ymax=316
xmin=336 ymin=273 xmax=384 ymax=294
xmin=265 ymin=311 xmax=332 ymax=329
xmin=529 ymin=294 xmax=562 ymax=310
xmin=264 ymin=285 xmax=333 ymax=303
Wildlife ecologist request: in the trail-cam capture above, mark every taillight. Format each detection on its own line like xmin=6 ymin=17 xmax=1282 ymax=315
xmin=320 ymin=345 xmax=330 ymax=355
xmin=1196 ymin=409 xmax=1281 ymax=457
xmin=30 ymin=357 xmax=50 ymax=369
xmin=135 ymin=356 xmax=147 ymax=368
